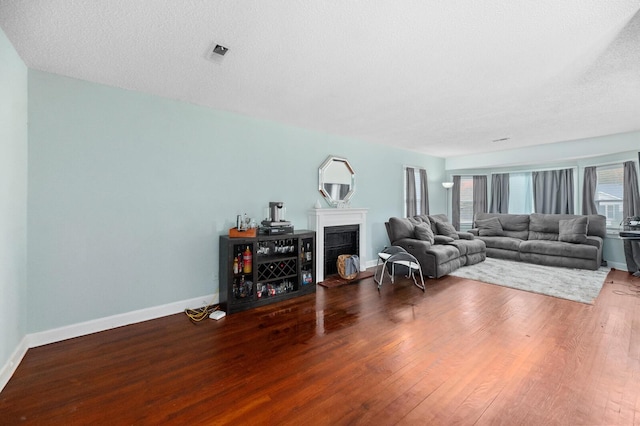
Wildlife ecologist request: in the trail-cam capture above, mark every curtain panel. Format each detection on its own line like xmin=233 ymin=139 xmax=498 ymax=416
xmin=622 ymin=161 xmax=640 ymax=275
xmin=623 ymin=161 xmax=640 ymax=218
xmin=419 ymin=168 xmax=430 ymax=215
xmin=452 ymin=176 xmax=461 ymax=230
xmin=405 ymin=167 xmax=417 ymax=217
xmin=490 ymin=173 xmax=509 ymax=213
xmin=473 ymin=175 xmax=488 ymax=220
xmin=582 ymin=166 xmax=598 ymax=215
xmin=532 ymin=168 xmax=574 ymax=214
xmin=405 ymin=167 xmax=430 ymax=216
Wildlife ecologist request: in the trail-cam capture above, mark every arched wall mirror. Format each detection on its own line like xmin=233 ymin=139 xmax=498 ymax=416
xmin=318 ymin=156 xmax=356 ymax=207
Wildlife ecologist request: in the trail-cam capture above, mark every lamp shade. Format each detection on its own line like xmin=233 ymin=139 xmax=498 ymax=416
xmin=442 ymin=182 xmax=454 ymax=189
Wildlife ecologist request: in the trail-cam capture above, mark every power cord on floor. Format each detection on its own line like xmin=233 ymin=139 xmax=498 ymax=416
xmin=184 ymin=302 xmax=219 ymax=323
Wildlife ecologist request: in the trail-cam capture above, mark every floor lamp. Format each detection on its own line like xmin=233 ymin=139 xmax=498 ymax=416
xmin=442 ymin=182 xmax=454 ymax=219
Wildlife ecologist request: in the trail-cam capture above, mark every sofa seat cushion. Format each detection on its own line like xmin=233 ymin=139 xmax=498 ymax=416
xmin=447 ymin=239 xmax=486 ymax=256
xmin=519 ymin=240 xmax=597 ymax=260
xmin=427 ymin=244 xmax=461 ymax=263
xmin=465 ymin=251 xmax=487 ymax=266
xmin=477 ymin=236 xmax=523 ymax=251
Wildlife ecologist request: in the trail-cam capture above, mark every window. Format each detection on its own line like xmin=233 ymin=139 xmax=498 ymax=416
xmin=595 ymin=164 xmax=624 ymax=229
xmin=459 ymin=176 xmax=473 ymax=225
xmin=413 ymin=168 xmax=424 ymax=214
xmin=508 ymin=172 xmax=534 ymax=214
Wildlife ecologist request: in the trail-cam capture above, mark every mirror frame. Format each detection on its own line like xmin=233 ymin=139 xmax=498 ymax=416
xmin=318 ymin=156 xmax=356 ymax=207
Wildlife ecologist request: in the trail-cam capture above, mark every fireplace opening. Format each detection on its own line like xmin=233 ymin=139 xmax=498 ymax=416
xmin=324 ymin=225 xmax=359 ymax=277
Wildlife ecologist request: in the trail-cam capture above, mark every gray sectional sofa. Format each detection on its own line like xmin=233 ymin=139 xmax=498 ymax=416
xmin=470 ymin=213 xmax=607 ymax=270
xmin=385 ymin=214 xmax=486 ymax=278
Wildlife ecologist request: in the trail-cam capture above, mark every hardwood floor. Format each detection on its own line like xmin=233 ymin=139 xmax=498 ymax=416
xmin=1 ymin=268 xmax=639 ymax=425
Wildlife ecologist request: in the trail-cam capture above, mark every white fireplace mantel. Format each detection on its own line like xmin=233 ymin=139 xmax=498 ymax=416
xmin=308 ymin=208 xmax=368 ymax=282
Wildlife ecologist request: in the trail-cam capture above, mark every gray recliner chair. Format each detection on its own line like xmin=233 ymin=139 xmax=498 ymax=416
xmin=385 ymin=215 xmax=486 ymax=278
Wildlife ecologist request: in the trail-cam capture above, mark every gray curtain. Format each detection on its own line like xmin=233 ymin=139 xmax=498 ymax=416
xmin=452 ymin=175 xmax=461 ymax=230
xmin=623 ymin=161 xmax=640 ymax=274
xmin=532 ymin=168 xmax=574 ymax=214
xmin=406 ymin=167 xmax=416 ymax=217
xmin=473 ymin=175 xmax=488 ymax=219
xmin=419 ymin=168 xmax=429 ymax=215
xmin=490 ymin=173 xmax=509 ymax=213
xmin=623 ymin=161 xmax=640 ymax=218
xmin=582 ymin=166 xmax=598 ymax=215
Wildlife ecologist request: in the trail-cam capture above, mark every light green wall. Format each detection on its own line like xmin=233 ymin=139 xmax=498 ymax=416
xmin=19 ymin=60 xmax=639 ymax=335
xmin=27 ymin=70 xmax=445 ymax=333
xmin=445 ymin=135 xmax=640 ymax=268
xmin=0 ymin=29 xmax=28 ymax=369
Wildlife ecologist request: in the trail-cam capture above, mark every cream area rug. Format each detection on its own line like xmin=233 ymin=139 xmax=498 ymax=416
xmin=449 ymin=257 xmax=610 ymax=304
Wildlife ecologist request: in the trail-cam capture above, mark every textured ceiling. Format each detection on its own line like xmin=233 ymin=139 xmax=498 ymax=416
xmin=1 ymin=1 xmax=640 ymax=157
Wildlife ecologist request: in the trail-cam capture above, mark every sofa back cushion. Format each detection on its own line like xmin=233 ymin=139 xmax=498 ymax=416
xmin=414 ymin=222 xmax=435 ymax=243
xmin=387 ymin=217 xmax=414 ymax=242
xmin=435 ymin=221 xmax=460 ymax=239
xmin=528 ymin=213 xmax=606 ymax=240
xmin=528 ymin=214 xmax=561 ymax=240
xmin=475 ymin=217 xmax=504 ymax=236
xmin=584 ymin=214 xmax=607 ymax=238
xmin=558 ymin=217 xmax=588 ymax=244
xmin=427 ymin=214 xmax=449 ymax=234
xmin=474 ymin=213 xmax=529 ymax=239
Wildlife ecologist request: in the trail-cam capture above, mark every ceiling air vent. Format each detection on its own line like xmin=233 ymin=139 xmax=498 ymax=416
xmin=205 ymin=42 xmax=229 ymax=65
xmin=212 ymin=44 xmax=228 ymax=56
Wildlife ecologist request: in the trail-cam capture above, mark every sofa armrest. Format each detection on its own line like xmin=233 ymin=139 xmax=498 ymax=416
xmin=468 ymin=228 xmax=479 ymax=236
xmin=585 ymin=235 xmax=603 ymax=250
xmin=457 ymin=232 xmax=475 ymax=240
xmin=434 ymin=235 xmax=455 ymax=244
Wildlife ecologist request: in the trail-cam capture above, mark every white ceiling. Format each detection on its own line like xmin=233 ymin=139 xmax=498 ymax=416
xmin=1 ymin=1 xmax=639 ymax=158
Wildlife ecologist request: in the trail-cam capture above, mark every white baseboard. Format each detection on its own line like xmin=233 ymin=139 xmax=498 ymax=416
xmin=1 ymin=293 xmax=217 ymax=392
xmin=365 ymin=259 xmax=379 ymax=269
xmin=28 ymin=293 xmax=218 ymax=348
xmin=0 ymin=336 xmax=29 ymax=393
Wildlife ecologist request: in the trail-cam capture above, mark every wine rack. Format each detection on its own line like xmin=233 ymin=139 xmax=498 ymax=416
xmin=257 ymin=258 xmax=297 ymax=282
xmin=219 ymin=230 xmax=316 ymax=314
